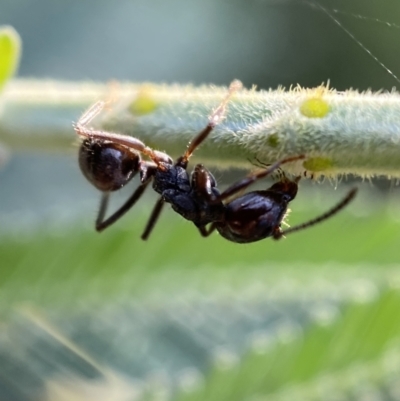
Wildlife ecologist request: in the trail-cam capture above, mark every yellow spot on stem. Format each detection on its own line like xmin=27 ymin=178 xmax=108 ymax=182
xmin=267 ymin=133 xmax=279 ymax=148
xmin=130 ymin=86 xmax=157 ymax=115
xmin=303 ymin=157 xmax=333 ymax=172
xmin=300 ymin=98 xmax=330 ymax=118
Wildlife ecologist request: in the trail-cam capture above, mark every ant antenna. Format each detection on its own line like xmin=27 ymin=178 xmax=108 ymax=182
xmin=252 ymin=157 xmax=287 ymax=181
xmin=306 ymin=1 xmax=400 ymax=86
xmin=274 ymin=187 xmax=357 ymax=239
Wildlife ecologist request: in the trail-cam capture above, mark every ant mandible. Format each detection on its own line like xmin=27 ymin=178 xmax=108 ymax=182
xmin=74 ymin=81 xmax=357 ymax=243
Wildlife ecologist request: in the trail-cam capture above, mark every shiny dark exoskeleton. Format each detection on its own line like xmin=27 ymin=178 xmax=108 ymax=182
xmin=74 ymin=81 xmax=357 ymax=243
xmin=79 ymin=138 xmax=140 ymax=192
xmin=152 ymin=163 xmax=225 ymax=229
xmin=214 ymin=180 xmax=298 ymax=243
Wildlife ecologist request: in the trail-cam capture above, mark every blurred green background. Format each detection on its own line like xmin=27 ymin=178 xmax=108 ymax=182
xmin=1 ymin=1 xmax=400 ymax=400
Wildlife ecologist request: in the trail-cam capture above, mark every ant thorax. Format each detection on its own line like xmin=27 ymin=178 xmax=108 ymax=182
xmin=153 ymin=163 xmax=225 ymax=227
xmin=152 ymin=163 xmax=192 ymax=195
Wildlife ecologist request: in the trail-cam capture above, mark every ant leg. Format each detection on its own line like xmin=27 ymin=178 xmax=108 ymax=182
xmin=176 ymin=80 xmax=242 ymax=168
xmin=191 ymin=164 xmax=219 ymax=202
xmin=96 ymin=192 xmax=110 ymax=229
xmin=74 ymin=102 xmax=172 ymax=166
xmin=77 ymin=101 xmax=107 ymax=127
xmin=138 ymin=77 xmax=240 ymax=238
xmin=140 ymin=81 xmax=242 ymax=240
xmin=273 ymin=187 xmax=358 ymax=240
xmin=74 ymin=124 xmax=173 ymax=166
xmin=215 ymin=155 xmax=306 ymax=202
xmin=197 ymin=223 xmax=216 ymax=237
xmin=96 ymin=179 xmax=153 ymax=232
xmin=141 ymin=197 xmax=165 ymax=240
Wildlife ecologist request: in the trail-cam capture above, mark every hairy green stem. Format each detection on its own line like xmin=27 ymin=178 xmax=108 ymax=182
xmin=1 ymin=79 xmax=400 ymax=177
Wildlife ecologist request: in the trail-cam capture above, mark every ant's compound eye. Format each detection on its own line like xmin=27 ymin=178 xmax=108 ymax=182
xmin=79 ymin=139 xmax=140 ymax=192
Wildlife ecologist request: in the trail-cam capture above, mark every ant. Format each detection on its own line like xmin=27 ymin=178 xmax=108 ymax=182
xmin=74 ymin=80 xmax=357 ymax=243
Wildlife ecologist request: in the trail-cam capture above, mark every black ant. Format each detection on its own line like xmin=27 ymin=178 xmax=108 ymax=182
xmin=74 ymin=81 xmax=357 ymax=243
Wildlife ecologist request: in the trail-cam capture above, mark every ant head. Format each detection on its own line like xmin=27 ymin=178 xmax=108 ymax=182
xmin=79 ymin=138 xmax=141 ymax=192
xmin=268 ymin=178 xmax=299 ymax=202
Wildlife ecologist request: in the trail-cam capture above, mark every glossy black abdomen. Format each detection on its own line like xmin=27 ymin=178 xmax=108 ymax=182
xmin=216 ymin=190 xmax=289 ymax=243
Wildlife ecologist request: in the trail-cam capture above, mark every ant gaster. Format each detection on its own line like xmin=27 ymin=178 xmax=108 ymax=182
xmin=74 ymin=81 xmax=357 ymax=243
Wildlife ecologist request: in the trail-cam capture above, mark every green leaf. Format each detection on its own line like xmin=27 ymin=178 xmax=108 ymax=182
xmin=0 ymin=26 xmax=21 ymax=92
xmin=1 ymin=192 xmax=400 ymax=400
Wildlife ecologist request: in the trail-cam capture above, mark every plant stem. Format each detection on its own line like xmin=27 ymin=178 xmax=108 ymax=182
xmin=1 ymin=79 xmax=400 ymax=177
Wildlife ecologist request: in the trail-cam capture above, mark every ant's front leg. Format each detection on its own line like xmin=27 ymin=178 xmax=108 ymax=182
xmin=96 ymin=179 xmax=152 ymax=232
xmin=96 ymin=192 xmax=110 ymax=230
xmin=95 ymin=163 xmax=157 ymax=232
xmin=141 ymin=197 xmax=165 ymax=240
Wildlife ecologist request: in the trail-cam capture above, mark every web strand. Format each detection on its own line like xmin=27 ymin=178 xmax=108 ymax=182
xmin=306 ymin=1 xmax=400 ymax=86
xmin=330 ymin=9 xmax=400 ymax=30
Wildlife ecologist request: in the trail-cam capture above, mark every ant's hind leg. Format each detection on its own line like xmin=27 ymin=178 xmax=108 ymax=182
xmin=215 ymin=155 xmax=306 ymax=203
xmin=274 ymin=187 xmax=358 ymax=240
xmin=197 ymin=224 xmax=216 ymax=237
xmin=177 ymin=80 xmax=243 ymax=168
